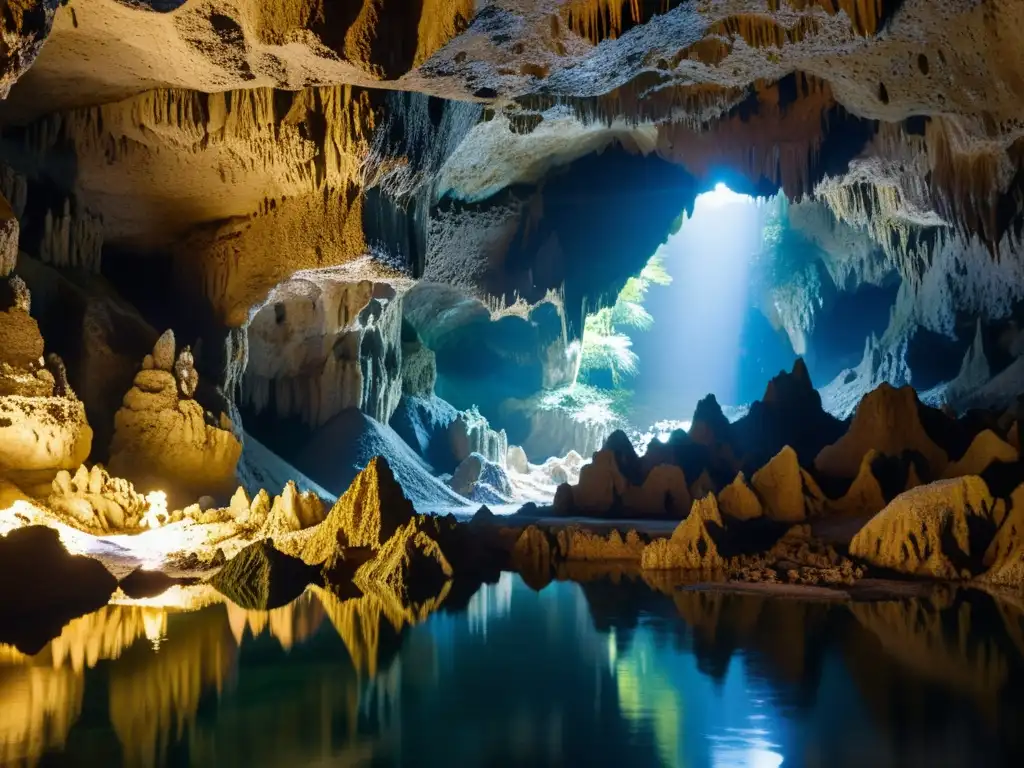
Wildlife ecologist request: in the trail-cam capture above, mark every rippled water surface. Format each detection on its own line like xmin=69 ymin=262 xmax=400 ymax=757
xmin=2 ymin=574 xmax=1023 ymax=767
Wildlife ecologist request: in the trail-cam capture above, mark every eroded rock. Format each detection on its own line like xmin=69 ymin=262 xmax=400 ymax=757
xmin=640 ymin=495 xmax=725 ymax=571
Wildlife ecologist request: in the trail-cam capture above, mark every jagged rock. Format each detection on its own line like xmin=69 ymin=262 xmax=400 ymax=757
xmin=943 ymin=429 xmax=1019 ymax=478
xmin=718 ymin=472 xmax=763 ymax=521
xmin=470 ymin=505 xmax=496 ymax=525
xmin=261 ymin=481 xmax=326 ymax=540
xmin=555 ymin=527 xmax=647 ymax=561
xmin=47 ymin=463 xmax=153 ymax=532
xmin=751 ymin=446 xmax=824 ymax=523
xmin=625 ymin=464 xmax=691 ymax=517
xmin=982 ymin=484 xmax=1024 ymax=586
xmin=815 ymin=384 xmax=948 ymax=480
xmin=572 ymin=448 xmax=630 ymax=514
xmin=211 ymin=539 xmax=316 ymax=611
xmin=640 ymin=495 xmax=725 ymax=570
xmin=849 ymin=477 xmax=1002 ymax=579
xmin=299 ymin=457 xmax=415 ymax=566
xmin=730 ymin=525 xmax=865 ymax=586
xmin=108 ymin=336 xmax=241 ymax=504
xmin=826 ymin=450 xmax=888 ymax=517
xmin=0 ymin=525 xmax=117 ymax=653
xmin=689 ymin=394 xmax=733 ymax=448
xmin=731 ymin=358 xmax=846 ymax=470
xmin=352 ymin=517 xmax=453 ymax=607
xmin=152 ymin=329 xmax=175 ymax=372
xmin=507 ymin=445 xmax=529 ymax=474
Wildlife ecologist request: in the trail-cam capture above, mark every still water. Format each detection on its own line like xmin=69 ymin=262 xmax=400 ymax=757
xmin=1 ymin=573 xmax=1023 ymax=767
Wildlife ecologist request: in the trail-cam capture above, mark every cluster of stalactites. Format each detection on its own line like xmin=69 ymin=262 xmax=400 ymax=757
xmin=562 ymin=0 xmax=888 ymax=45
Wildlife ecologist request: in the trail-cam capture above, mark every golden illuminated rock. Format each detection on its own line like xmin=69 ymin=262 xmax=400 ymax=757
xmin=299 ymin=457 xmax=414 ymax=566
xmin=850 ymin=476 xmax=1001 ymax=579
xmin=109 ymin=332 xmax=241 ymax=505
xmin=640 ymin=495 xmax=725 ymax=571
xmin=211 ymin=539 xmax=315 ymax=611
xmin=825 ymin=449 xmax=887 ymax=517
xmin=554 ymin=526 xmax=647 ymax=561
xmin=751 ymin=445 xmax=825 ymax=523
xmin=943 ymin=429 xmax=1019 ymax=479
xmin=717 ymin=472 xmax=763 ymax=521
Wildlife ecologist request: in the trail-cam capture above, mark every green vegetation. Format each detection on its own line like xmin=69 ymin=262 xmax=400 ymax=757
xmin=579 ymin=254 xmax=672 ymax=388
xmin=536 ymin=383 xmax=634 ymax=426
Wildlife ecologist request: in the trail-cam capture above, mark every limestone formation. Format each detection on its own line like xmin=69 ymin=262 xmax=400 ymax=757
xmin=449 ymin=452 xmax=514 ymax=505
xmin=640 ymin=496 xmax=725 ymax=571
xmin=0 ymin=191 xmax=17 ymax=277
xmin=510 ymin=525 xmax=554 ymax=589
xmin=211 ymin=539 xmax=316 ymax=611
xmin=981 ymin=484 xmax=1024 ymax=586
xmin=850 ymin=477 xmax=1002 ymax=579
xmin=0 ymin=276 xmax=93 ymax=483
xmin=352 ymin=517 xmax=453 ymax=608
xmin=108 ymin=332 xmax=241 ymax=505
xmin=815 ymin=384 xmax=948 ymax=480
xmin=448 ymin=408 xmax=508 ymax=467
xmin=48 ymin=464 xmax=153 ymax=532
xmin=299 ymin=457 xmax=414 ymax=567
xmin=751 ymin=446 xmax=825 ymax=523
xmin=718 ymin=473 xmax=763 ymax=521
xmin=555 ymin=527 xmax=647 ymax=562
xmin=825 ymin=450 xmax=888 ymax=517
xmin=259 ymin=481 xmax=326 ymax=542
xmin=942 ymin=430 xmax=1019 ymax=479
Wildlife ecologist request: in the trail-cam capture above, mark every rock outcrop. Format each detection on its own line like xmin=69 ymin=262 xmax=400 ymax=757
xmin=352 ymin=517 xmax=453 ymax=608
xmin=555 ymin=526 xmax=647 ymax=562
xmin=816 ymin=384 xmax=949 ymax=480
xmin=299 ymin=457 xmax=415 ymax=567
xmin=48 ymin=464 xmax=156 ymax=532
xmin=108 ymin=330 xmax=241 ymax=506
xmin=0 ymin=275 xmax=92 ymax=484
xmin=717 ymin=472 xmax=763 ymax=521
xmin=849 ymin=477 xmax=1001 ymax=579
xmin=640 ymin=495 xmax=726 ymax=571
xmin=449 ymin=452 xmax=514 ymax=505
xmin=942 ymin=430 xmax=1019 ymax=478
xmin=750 ymin=446 xmax=825 ymax=523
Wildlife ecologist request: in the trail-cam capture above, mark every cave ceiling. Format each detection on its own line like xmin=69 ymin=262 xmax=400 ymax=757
xmin=0 ymin=0 xmax=1023 ymax=347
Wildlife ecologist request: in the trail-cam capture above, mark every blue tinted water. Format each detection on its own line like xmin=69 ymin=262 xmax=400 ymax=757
xmin=2 ymin=574 xmax=1022 ymax=767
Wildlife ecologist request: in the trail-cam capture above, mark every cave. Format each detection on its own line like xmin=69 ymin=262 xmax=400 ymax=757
xmin=1 ymin=1 xmax=1024 ymax=764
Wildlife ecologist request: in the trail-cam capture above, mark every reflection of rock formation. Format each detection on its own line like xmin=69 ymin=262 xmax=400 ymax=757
xmin=311 ymin=586 xmax=407 ymax=679
xmin=107 ymin=608 xmax=235 ymax=768
xmin=223 ymin=591 xmax=325 ymax=652
xmin=0 ymin=662 xmax=83 ymax=767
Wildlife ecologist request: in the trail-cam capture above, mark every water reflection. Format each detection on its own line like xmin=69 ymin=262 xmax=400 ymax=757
xmin=0 ymin=574 xmax=1022 ymax=766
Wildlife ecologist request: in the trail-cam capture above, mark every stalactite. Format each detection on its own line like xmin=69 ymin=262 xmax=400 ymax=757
xmin=39 ymin=197 xmax=103 ymax=273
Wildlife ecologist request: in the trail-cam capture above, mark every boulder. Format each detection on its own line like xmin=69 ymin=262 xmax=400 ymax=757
xmin=640 ymin=495 xmax=725 ymax=570
xmin=0 ymin=395 xmax=92 ymax=483
xmin=449 ymin=451 xmax=514 ymax=504
xmin=849 ymin=476 xmax=1002 ymax=579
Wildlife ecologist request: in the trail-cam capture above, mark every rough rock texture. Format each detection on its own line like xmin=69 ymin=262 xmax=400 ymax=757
xmin=352 ymin=516 xmax=453 ymax=608
xmin=388 ymin=393 xmax=460 ymax=472
xmin=0 ymin=524 xmax=116 ymax=652
xmin=0 ymin=191 xmax=17 ymax=277
xmin=816 ymin=384 xmax=948 ymax=480
xmin=299 ymin=457 xmax=415 ymax=567
xmin=243 ymin=275 xmax=406 ymax=428
xmin=750 ymin=446 xmax=825 ymax=523
xmin=730 ymin=525 xmax=865 ymax=586
xmin=982 ymin=484 xmax=1024 ymax=586
xmin=109 ymin=332 xmax=241 ymax=505
xmin=0 ymin=275 xmax=92 ymax=483
xmin=48 ymin=464 xmax=153 ymax=532
xmin=210 ymin=539 xmax=315 ymax=611
xmin=448 ymin=408 xmax=508 ymax=467
xmin=943 ymin=430 xmax=1019 ymax=479
xmin=640 ymin=495 xmax=725 ymax=571
xmin=717 ymin=472 xmax=763 ymax=521
xmin=850 ymin=477 xmax=1001 ymax=579
xmin=449 ymin=451 xmax=514 ymax=505
xmin=555 ymin=526 xmax=647 ymax=562
xmin=824 ymin=450 xmax=888 ymax=517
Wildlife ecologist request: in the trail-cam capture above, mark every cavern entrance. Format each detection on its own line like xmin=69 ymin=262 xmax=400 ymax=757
xmin=572 ymin=183 xmax=899 ymax=447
